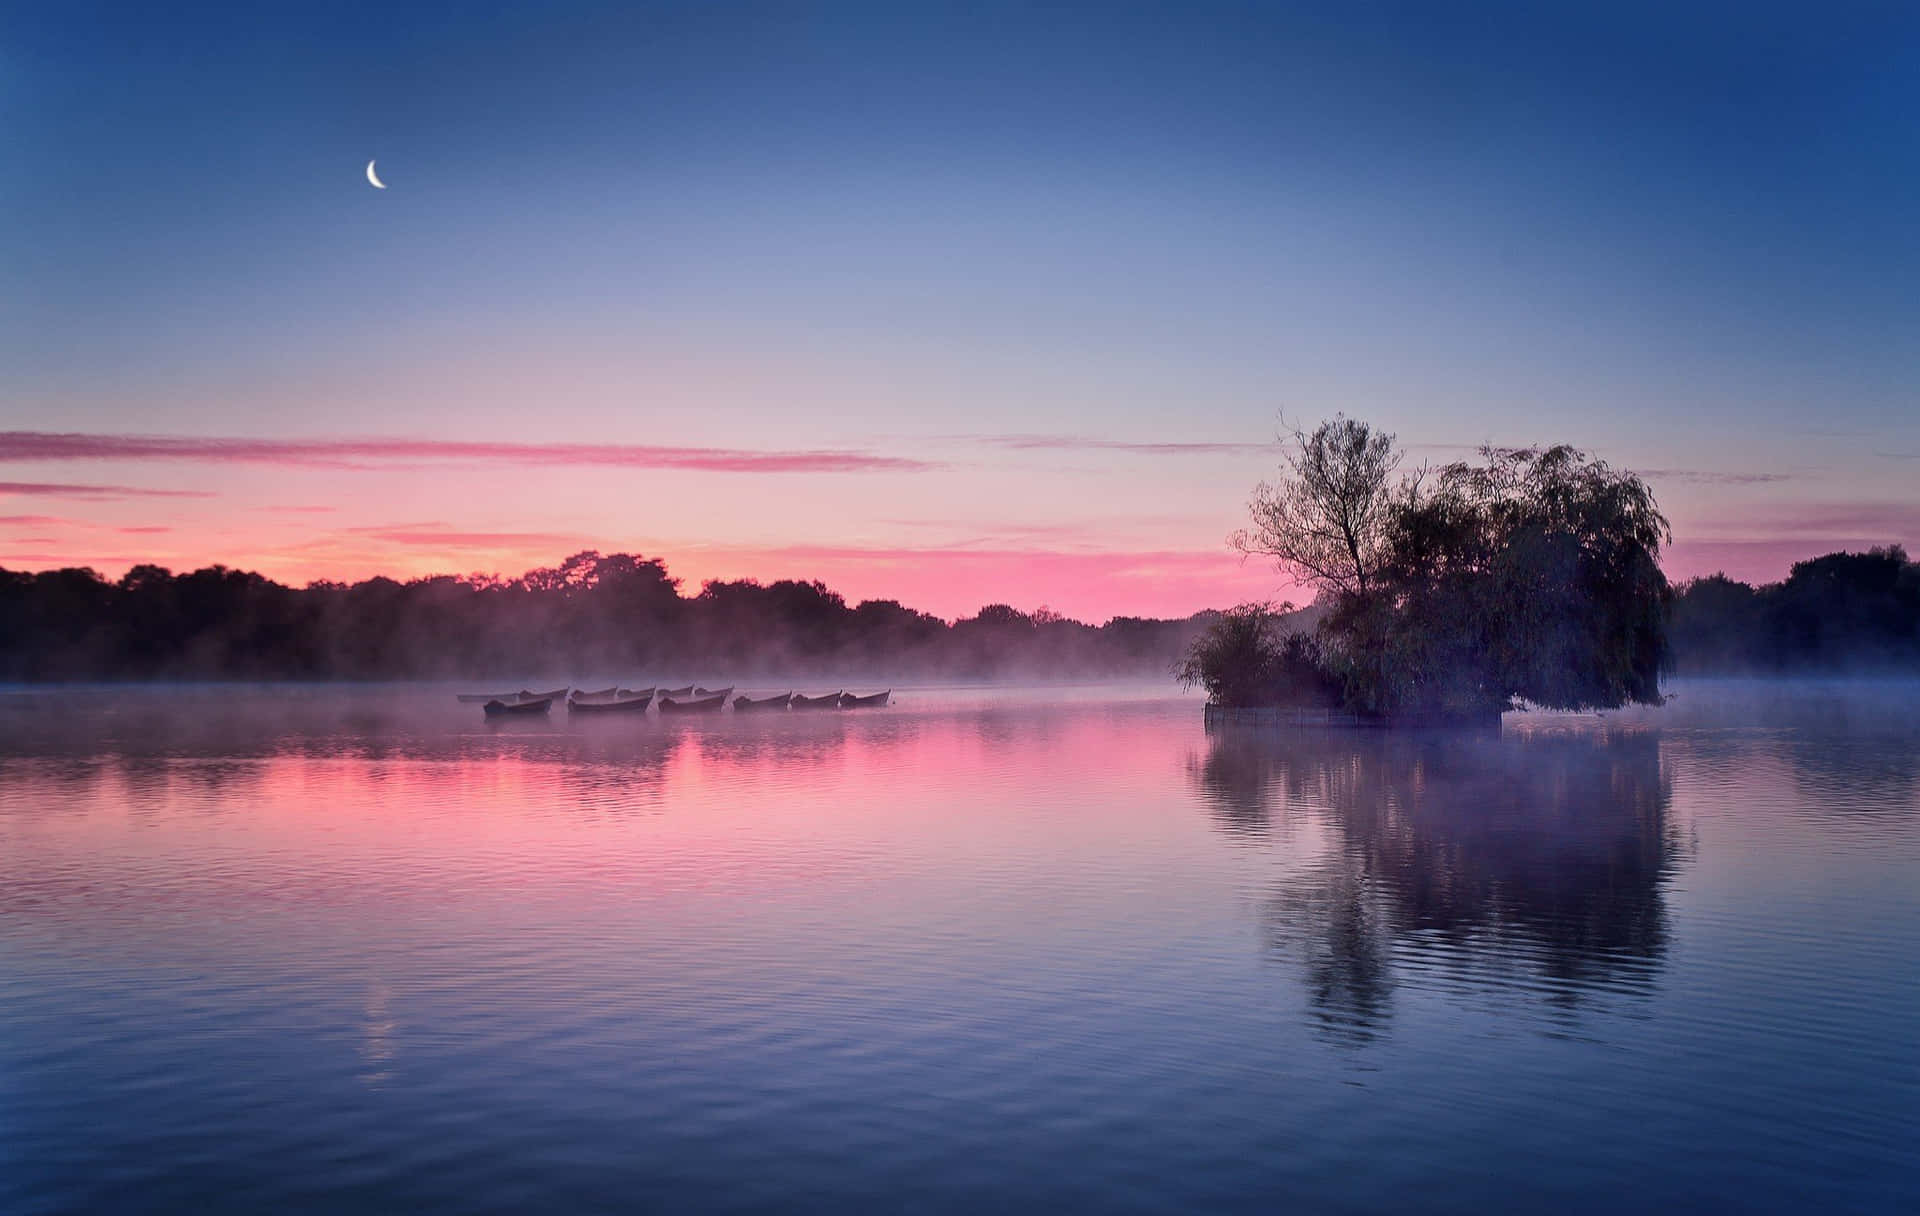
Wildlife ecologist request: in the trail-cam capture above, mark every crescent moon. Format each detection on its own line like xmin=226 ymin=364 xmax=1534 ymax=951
xmin=366 ymin=160 xmax=386 ymax=189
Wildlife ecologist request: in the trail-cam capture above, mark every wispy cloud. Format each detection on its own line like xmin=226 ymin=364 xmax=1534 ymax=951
xmin=1641 ymin=469 xmax=1795 ymax=486
xmin=0 ymin=480 xmax=216 ymax=500
xmin=0 ymin=553 xmax=142 ymax=569
xmin=1689 ymin=502 xmax=1920 ymax=539
xmin=0 ymin=514 xmax=64 ymax=527
xmin=965 ymin=433 xmax=1276 ymax=456
xmin=0 ymin=432 xmax=934 ymax=474
xmin=338 ymin=523 xmax=589 ymax=550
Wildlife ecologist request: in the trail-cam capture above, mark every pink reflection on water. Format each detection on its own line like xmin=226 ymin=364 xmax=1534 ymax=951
xmin=0 ymin=692 xmax=1205 ymax=930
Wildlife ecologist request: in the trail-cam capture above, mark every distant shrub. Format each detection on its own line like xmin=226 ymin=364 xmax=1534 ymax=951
xmin=1176 ymin=603 xmax=1342 ymax=709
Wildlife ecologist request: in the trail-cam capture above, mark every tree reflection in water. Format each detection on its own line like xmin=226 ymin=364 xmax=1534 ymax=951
xmin=1190 ymin=723 xmax=1685 ymax=1044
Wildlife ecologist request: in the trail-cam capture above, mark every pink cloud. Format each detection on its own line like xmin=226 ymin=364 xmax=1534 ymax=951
xmin=0 ymin=432 xmax=933 ymax=474
xmin=0 ymin=553 xmax=142 ymax=569
xmin=344 ymin=526 xmax=590 ymax=550
xmin=1681 ymin=502 xmax=1920 ymax=543
xmin=0 ymin=481 xmax=215 ymax=500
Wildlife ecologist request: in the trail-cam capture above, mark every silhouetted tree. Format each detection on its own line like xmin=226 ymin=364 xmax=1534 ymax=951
xmin=1670 ymin=546 xmax=1920 ymax=672
xmin=1377 ymin=443 xmax=1671 ymax=712
xmin=1233 ymin=419 xmax=1673 ymax=716
xmin=0 ymin=554 xmax=1214 ymax=681
xmin=1176 ymin=602 xmax=1339 ymax=708
xmin=1233 ymin=415 xmax=1402 ymax=600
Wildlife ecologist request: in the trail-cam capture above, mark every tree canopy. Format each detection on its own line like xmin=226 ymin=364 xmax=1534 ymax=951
xmin=1233 ymin=415 xmax=1400 ymax=600
xmin=1228 ymin=419 xmax=1673 ymax=716
xmin=0 ymin=551 xmax=1211 ymax=682
xmin=1670 ymin=546 xmax=1920 ymax=671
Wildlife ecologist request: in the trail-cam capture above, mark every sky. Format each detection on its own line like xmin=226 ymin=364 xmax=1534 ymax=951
xmin=6 ymin=0 xmax=1919 ymax=621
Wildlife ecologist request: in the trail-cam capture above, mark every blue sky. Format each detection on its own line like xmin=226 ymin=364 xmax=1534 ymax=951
xmin=5 ymin=1 xmax=1918 ymax=616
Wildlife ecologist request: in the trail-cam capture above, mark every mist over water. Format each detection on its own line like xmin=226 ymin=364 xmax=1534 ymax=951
xmin=2 ymin=681 xmax=1916 ymax=1213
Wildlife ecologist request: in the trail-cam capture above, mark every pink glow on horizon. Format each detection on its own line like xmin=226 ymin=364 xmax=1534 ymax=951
xmin=0 ymin=503 xmax=1295 ymax=619
xmin=6 ymin=503 xmax=1915 ymax=620
xmin=2 ymin=424 xmax=1913 ymax=620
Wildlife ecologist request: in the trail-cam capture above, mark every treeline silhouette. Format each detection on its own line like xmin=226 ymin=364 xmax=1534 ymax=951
xmin=0 ymin=550 xmax=1207 ymax=681
xmin=1670 ymin=546 xmax=1920 ymax=673
xmin=3 ymin=544 xmax=1913 ymax=682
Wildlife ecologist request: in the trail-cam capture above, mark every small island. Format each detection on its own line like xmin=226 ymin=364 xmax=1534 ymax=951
xmin=1182 ymin=416 xmax=1670 ymax=726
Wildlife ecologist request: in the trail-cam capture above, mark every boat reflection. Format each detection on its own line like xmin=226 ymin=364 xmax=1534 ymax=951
xmin=1192 ymin=723 xmax=1685 ymax=1042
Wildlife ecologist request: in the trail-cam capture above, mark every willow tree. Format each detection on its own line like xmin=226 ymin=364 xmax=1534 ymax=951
xmin=1230 ymin=419 xmax=1672 ymax=717
xmin=1381 ymin=444 xmax=1671 ymax=711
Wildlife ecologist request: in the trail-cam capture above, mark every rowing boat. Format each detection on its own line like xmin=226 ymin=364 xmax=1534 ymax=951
xmin=568 ymin=690 xmax=653 ymax=713
xmin=460 ymin=686 xmax=568 ymax=705
xmin=733 ymin=692 xmax=792 ymax=711
xmin=840 ymin=689 xmax=891 ymax=708
xmin=790 ymin=691 xmax=843 ymax=710
xmin=483 ymin=696 xmax=552 ymax=716
xmin=658 ymin=693 xmax=727 ymax=714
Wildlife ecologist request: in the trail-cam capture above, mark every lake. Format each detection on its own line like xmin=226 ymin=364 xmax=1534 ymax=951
xmin=2 ymin=681 xmax=1915 ymax=1213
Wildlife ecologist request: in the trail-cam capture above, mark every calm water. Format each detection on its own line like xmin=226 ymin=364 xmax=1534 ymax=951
xmin=1 ymin=681 xmax=1915 ymax=1213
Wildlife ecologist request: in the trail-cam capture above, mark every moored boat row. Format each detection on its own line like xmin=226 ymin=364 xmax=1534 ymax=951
xmin=465 ymin=687 xmax=890 ymax=716
xmin=567 ymin=687 xmax=655 ymax=713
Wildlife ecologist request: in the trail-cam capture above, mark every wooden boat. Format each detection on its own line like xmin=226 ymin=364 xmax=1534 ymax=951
xmin=573 ymin=686 xmax=618 ymax=699
xmin=660 ymin=685 xmax=695 ymax=698
xmin=484 ymin=696 xmax=552 ymax=716
xmin=840 ymin=690 xmax=891 ymax=708
xmin=658 ymin=692 xmax=727 ymax=714
xmin=461 ymin=686 xmax=567 ymax=705
xmin=733 ymin=692 xmax=792 ymax=711
xmin=694 ymin=686 xmax=734 ymax=700
xmin=568 ymin=692 xmax=652 ymax=714
xmin=570 ymin=686 xmax=647 ymax=706
xmin=790 ymin=691 xmax=843 ymax=710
